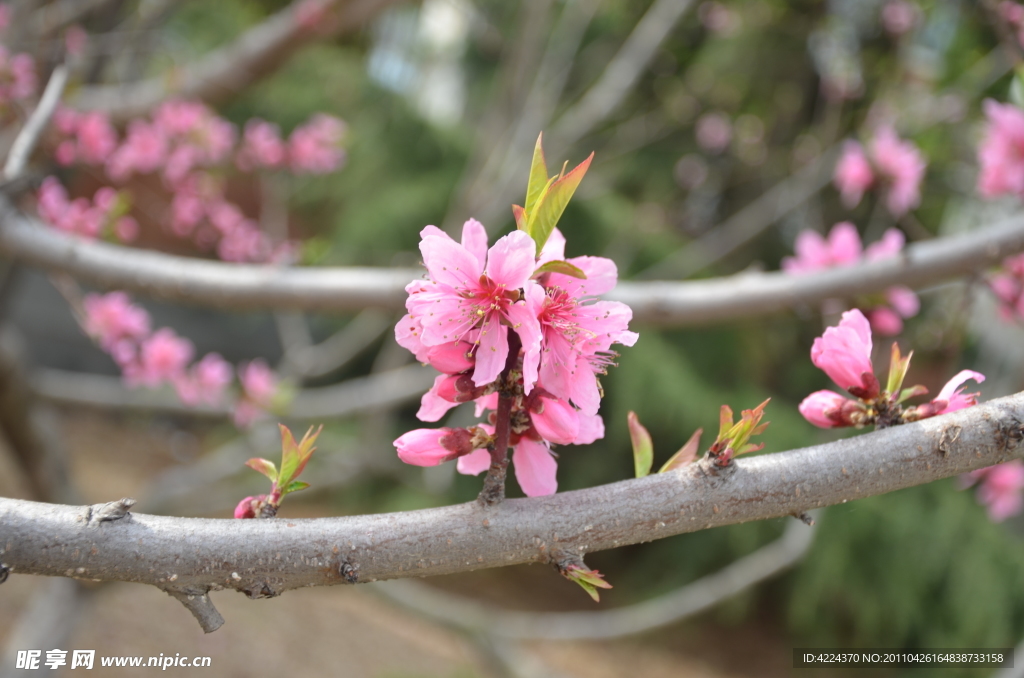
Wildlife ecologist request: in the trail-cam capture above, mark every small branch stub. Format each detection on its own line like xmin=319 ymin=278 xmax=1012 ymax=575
xmin=0 ymin=562 xmax=9 ymax=584
xmin=164 ymin=589 xmax=224 ymax=634
xmin=82 ymin=497 xmax=136 ymax=526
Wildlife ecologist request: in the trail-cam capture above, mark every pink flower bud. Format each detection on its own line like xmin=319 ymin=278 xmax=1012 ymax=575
xmin=811 ymin=309 xmax=877 ymax=398
xmin=394 ymin=427 xmax=474 ymax=466
xmin=798 ymin=390 xmax=854 ymax=428
xmin=233 ymin=495 xmax=265 ymax=519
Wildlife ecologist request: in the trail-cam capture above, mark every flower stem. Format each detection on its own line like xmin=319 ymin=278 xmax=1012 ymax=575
xmin=478 ymin=332 xmax=522 ymax=506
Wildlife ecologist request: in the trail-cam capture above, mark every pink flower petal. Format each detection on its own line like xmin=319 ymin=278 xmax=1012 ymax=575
xmin=457 ymin=448 xmax=492 ymax=475
xmin=472 ymin=315 xmax=508 ymax=387
xmin=484 ymin=230 xmax=536 ymax=288
xmin=512 ymin=438 xmax=558 ymax=497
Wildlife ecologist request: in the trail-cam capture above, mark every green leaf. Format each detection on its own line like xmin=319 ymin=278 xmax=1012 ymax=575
xmin=524 ymin=133 xmax=549 ymax=215
xmin=280 ymin=480 xmax=310 ymax=496
xmin=897 ymin=384 xmax=929 ymax=404
xmin=245 ymin=458 xmax=277 ymax=482
xmin=886 ymin=343 xmax=913 ymax=397
xmin=525 ymin=152 xmax=593 ymax=250
xmin=660 ymin=428 xmax=702 ymax=473
xmin=533 ymin=260 xmax=587 ymax=279
xmin=628 ymin=411 xmax=653 ymax=478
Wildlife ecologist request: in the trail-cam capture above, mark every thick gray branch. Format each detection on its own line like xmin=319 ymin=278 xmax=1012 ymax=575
xmin=1 ymin=393 xmax=1021 ymax=620
xmin=2 ymin=199 xmax=1023 ymax=325
xmin=70 ymin=0 xmax=402 ymax=121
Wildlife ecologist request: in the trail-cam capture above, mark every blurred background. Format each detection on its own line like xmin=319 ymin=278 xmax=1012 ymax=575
xmin=3 ymin=0 xmax=1024 ymax=676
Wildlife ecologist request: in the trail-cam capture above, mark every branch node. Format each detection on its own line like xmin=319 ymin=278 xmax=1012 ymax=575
xmin=81 ymin=497 xmax=136 ymax=527
xmin=792 ymin=512 xmax=816 ymax=526
xmin=340 ymin=558 xmax=359 ymax=584
xmin=244 ymin=582 xmax=278 ymax=599
xmin=937 ymin=425 xmax=963 ymax=457
xmin=164 ymin=589 xmax=224 ymax=634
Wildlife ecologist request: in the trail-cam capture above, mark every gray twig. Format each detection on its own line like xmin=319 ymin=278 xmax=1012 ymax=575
xmin=3 ymin=65 xmax=69 ymax=181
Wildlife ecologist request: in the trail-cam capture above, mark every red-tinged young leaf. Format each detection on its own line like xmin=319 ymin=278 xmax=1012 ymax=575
xmin=512 ymin=204 xmax=527 ymax=231
xmin=527 ymin=152 xmax=594 ymax=250
xmin=280 ymin=480 xmax=310 ymax=496
xmin=739 ymin=442 xmax=765 ymax=455
xmin=245 ymin=458 xmax=277 ymax=482
xmin=525 ymin=133 xmax=549 ymax=215
xmin=659 ymin=428 xmax=703 ymax=473
xmin=533 ymin=260 xmax=587 ymax=279
xmin=277 ymin=423 xmax=323 ymax=487
xmin=717 ymin=404 xmax=734 ymax=440
xmin=752 ymin=423 xmax=770 ymax=436
xmin=628 ymin=411 xmax=653 ymax=478
xmin=561 ymin=565 xmax=613 ymax=602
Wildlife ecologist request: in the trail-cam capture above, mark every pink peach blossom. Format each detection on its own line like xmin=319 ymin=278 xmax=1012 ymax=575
xmin=964 ymin=461 xmax=1024 ymax=522
xmin=869 ymin=126 xmax=926 ymax=216
xmin=977 ymin=100 xmax=1024 ymax=198
xmin=833 ymin=141 xmax=874 ymax=207
xmin=82 ymin=292 xmax=151 ymax=350
xmin=401 ymin=219 xmax=542 ymax=392
xmin=811 ymin=309 xmax=877 ymax=397
xmin=289 ymin=114 xmax=346 ymax=174
xmin=135 ymin=329 xmax=194 ymax=388
xmin=932 ymin=370 xmax=985 ymax=414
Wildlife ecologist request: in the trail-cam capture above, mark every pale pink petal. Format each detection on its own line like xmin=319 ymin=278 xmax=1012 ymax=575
xmin=550 ymin=255 xmax=618 ymax=297
xmin=827 ymin=222 xmax=863 ymax=266
xmin=537 ymin=228 xmax=566 ymax=264
xmin=417 ymin=374 xmax=461 ymax=422
xmin=530 ymin=396 xmax=579 ymax=445
xmin=574 ymin=412 xmax=605 ymax=444
xmin=867 ymin=307 xmax=904 ymax=336
xmin=457 ymin=448 xmax=492 ymax=475
xmin=506 ymin=297 xmax=542 ymax=394
xmin=484 ymin=230 xmax=536 ymax=288
xmin=472 ymin=315 xmax=508 ymax=387
xmin=887 ymin=286 xmax=919 ymax=317
xmin=935 ymin=369 xmax=985 ymax=413
xmin=864 ymin=228 xmax=905 ymax=261
xmin=512 ymin=439 xmax=558 ymax=496
xmin=460 ymin=218 xmax=489 ymax=269
xmin=783 ymin=230 xmax=830 ymax=273
xmin=419 ymin=235 xmax=483 ymax=288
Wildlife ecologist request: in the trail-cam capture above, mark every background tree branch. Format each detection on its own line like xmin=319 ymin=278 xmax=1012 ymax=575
xmin=69 ymin=0 xmax=405 ymax=122
xmin=2 ymin=200 xmax=1022 ymax=325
